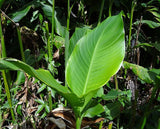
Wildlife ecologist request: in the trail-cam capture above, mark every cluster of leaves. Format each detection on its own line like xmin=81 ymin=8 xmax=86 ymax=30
xmin=0 ymin=0 xmax=160 ymax=129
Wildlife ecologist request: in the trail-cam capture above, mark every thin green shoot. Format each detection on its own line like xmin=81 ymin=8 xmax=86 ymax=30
xmin=67 ymin=0 xmax=70 ymax=32
xmin=109 ymin=0 xmax=114 ymax=17
xmin=114 ymin=74 xmax=118 ymax=90
xmin=45 ymin=21 xmax=52 ymax=62
xmin=51 ymin=0 xmax=55 ymax=42
xmin=0 ymin=15 xmax=6 ymax=58
xmin=0 ymin=15 xmax=15 ymax=121
xmin=128 ymin=1 xmax=136 ymax=49
xmin=141 ymin=116 xmax=146 ymax=129
xmin=76 ymin=116 xmax=82 ymax=129
xmin=99 ymin=120 xmax=103 ymax=129
xmin=0 ymin=78 xmax=2 ymax=127
xmin=48 ymin=90 xmax=53 ymax=111
xmin=108 ymin=121 xmax=113 ymax=129
xmin=98 ymin=0 xmax=105 ymax=25
xmin=65 ymin=0 xmax=71 ymax=66
xmin=1 ymin=71 xmax=15 ymax=121
xmin=16 ymin=24 xmax=25 ymax=62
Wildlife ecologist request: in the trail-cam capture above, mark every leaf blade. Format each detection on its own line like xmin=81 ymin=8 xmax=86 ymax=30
xmin=66 ymin=14 xmax=125 ymax=97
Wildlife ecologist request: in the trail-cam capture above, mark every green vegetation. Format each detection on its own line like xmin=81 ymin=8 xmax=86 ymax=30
xmin=0 ymin=0 xmax=160 ymax=129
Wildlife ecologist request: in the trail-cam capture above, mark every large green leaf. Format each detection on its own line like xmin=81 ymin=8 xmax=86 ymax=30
xmin=66 ymin=13 xmax=125 ymax=97
xmin=0 ymin=58 xmax=84 ymax=107
xmin=84 ymin=102 xmax=104 ymax=118
xmin=104 ymin=102 xmax=122 ymax=120
xmin=41 ymin=3 xmax=66 ymax=37
xmin=68 ymin=26 xmax=91 ymax=58
xmin=0 ymin=58 xmax=68 ymax=93
xmin=10 ymin=5 xmax=31 ymax=22
xmin=134 ymin=20 xmax=160 ymax=29
xmin=123 ymin=61 xmax=153 ymax=84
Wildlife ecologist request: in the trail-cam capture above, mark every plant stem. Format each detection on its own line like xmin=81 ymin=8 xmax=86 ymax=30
xmin=98 ymin=0 xmax=105 ymax=25
xmin=128 ymin=1 xmax=136 ymax=49
xmin=51 ymin=0 xmax=55 ymax=41
xmin=114 ymin=74 xmax=118 ymax=90
xmin=0 ymin=15 xmax=15 ymax=121
xmin=1 ymin=71 xmax=15 ymax=121
xmin=0 ymin=13 xmax=11 ymax=83
xmin=117 ymin=117 xmax=120 ymax=129
xmin=45 ymin=21 xmax=52 ymax=62
xmin=109 ymin=0 xmax=114 ymax=17
xmin=64 ymin=0 xmax=71 ymax=106
xmin=16 ymin=25 xmax=25 ymax=62
xmin=108 ymin=121 xmax=113 ymax=129
xmin=0 ymin=14 xmax=6 ymax=58
xmin=99 ymin=120 xmax=103 ymax=129
xmin=0 ymin=78 xmax=2 ymax=127
xmin=67 ymin=0 xmax=70 ymax=32
xmin=65 ymin=0 xmax=71 ymax=63
xmin=48 ymin=90 xmax=52 ymax=111
xmin=76 ymin=116 xmax=82 ymax=129
xmin=141 ymin=116 xmax=146 ymax=129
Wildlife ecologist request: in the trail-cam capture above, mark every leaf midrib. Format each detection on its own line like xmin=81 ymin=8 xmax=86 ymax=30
xmin=82 ymin=23 xmax=110 ymax=95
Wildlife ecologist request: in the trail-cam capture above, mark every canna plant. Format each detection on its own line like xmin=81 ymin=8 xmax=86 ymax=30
xmin=0 ymin=13 xmax=125 ymax=128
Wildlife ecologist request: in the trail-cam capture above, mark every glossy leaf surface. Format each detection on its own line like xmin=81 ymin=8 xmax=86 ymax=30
xmin=104 ymin=102 xmax=122 ymax=120
xmin=66 ymin=14 xmax=125 ymax=97
xmin=11 ymin=6 xmax=31 ymax=22
xmin=0 ymin=58 xmax=84 ymax=107
xmin=68 ymin=27 xmax=91 ymax=58
xmin=123 ymin=61 xmax=153 ymax=84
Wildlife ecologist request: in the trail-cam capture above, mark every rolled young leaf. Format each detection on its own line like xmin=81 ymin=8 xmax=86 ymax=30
xmin=66 ymin=13 xmax=125 ymax=97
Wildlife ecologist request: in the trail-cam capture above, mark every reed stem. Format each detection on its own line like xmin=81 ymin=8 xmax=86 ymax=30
xmin=128 ymin=1 xmax=136 ymax=49
xmin=48 ymin=90 xmax=53 ymax=111
xmin=45 ymin=21 xmax=52 ymax=62
xmin=99 ymin=120 xmax=103 ymax=129
xmin=51 ymin=0 xmax=55 ymax=42
xmin=0 ymin=78 xmax=2 ymax=127
xmin=109 ymin=0 xmax=114 ymax=17
xmin=0 ymin=14 xmax=15 ymax=121
xmin=0 ymin=14 xmax=6 ymax=58
xmin=98 ymin=0 xmax=105 ymax=24
xmin=16 ymin=25 xmax=25 ymax=62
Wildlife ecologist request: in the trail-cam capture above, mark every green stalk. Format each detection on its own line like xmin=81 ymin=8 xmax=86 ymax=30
xmin=109 ymin=0 xmax=114 ymax=17
xmin=117 ymin=117 xmax=120 ymax=129
xmin=45 ymin=21 xmax=52 ymax=62
xmin=67 ymin=0 xmax=70 ymax=32
xmin=16 ymin=25 xmax=25 ymax=62
xmin=99 ymin=120 xmax=103 ymax=129
xmin=65 ymin=0 xmax=70 ymax=64
xmin=64 ymin=0 xmax=71 ymax=106
xmin=76 ymin=116 xmax=82 ymax=129
xmin=114 ymin=74 xmax=118 ymax=90
xmin=141 ymin=116 xmax=146 ymax=129
xmin=1 ymin=71 xmax=15 ymax=121
xmin=0 ymin=78 xmax=2 ymax=127
xmin=51 ymin=0 xmax=55 ymax=41
xmin=128 ymin=1 xmax=136 ymax=49
xmin=98 ymin=0 xmax=105 ymax=24
xmin=108 ymin=121 xmax=113 ymax=129
xmin=0 ymin=15 xmax=6 ymax=58
xmin=48 ymin=90 xmax=52 ymax=111
xmin=0 ymin=15 xmax=15 ymax=121
xmin=0 ymin=14 xmax=11 ymax=84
